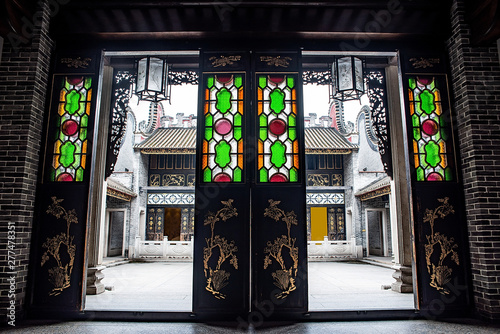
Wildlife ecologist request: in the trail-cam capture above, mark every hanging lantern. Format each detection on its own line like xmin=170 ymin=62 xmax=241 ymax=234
xmin=135 ymin=57 xmax=170 ymax=103
xmin=330 ymin=56 xmax=365 ymax=102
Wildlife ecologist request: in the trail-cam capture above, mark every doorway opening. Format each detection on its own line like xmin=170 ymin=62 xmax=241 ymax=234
xmin=84 ymin=50 xmax=415 ymax=314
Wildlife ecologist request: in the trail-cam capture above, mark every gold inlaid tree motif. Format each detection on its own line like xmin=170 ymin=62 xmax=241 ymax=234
xmin=263 ymin=199 xmax=299 ymax=299
xmin=41 ymin=197 xmax=78 ymax=296
xmin=424 ymin=197 xmax=459 ymax=295
xmin=203 ymin=199 xmax=239 ymax=299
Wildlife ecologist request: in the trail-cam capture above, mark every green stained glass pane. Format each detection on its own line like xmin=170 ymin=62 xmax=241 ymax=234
xmin=77 ymin=102 xmax=86 ymax=116
xmin=416 ymin=166 xmax=425 ymax=181
xmin=49 ymin=169 xmax=56 ymax=181
xmin=234 ymin=167 xmax=242 ymax=182
xmin=215 ymin=140 xmax=231 ymax=168
xmin=269 ymin=89 xmax=285 ymax=114
xmin=270 ymin=141 xmax=286 ymax=168
xmin=205 ymin=114 xmax=213 ymax=126
xmin=445 ymin=167 xmax=453 ymax=181
xmin=288 ymin=114 xmax=296 ymax=126
xmin=420 ymin=154 xmax=429 ymax=168
xmin=205 ymin=127 xmax=212 ymax=141
xmin=81 ymin=114 xmax=88 ymax=127
xmin=234 ymin=113 xmax=242 ymax=126
xmin=287 ymin=76 xmax=295 ymax=89
xmin=259 ymin=114 xmax=267 ymax=127
xmin=216 ymin=88 xmax=232 ymax=114
xmin=65 ymin=90 xmax=81 ymax=115
xmin=290 ymin=167 xmax=298 ymax=182
xmin=428 ymin=79 xmax=436 ymax=90
xmin=441 ymin=128 xmax=448 ymax=141
xmin=234 ymin=127 xmax=241 ymax=140
xmin=409 ymin=78 xmax=416 ymax=90
xmin=260 ymin=168 xmax=268 ymax=182
xmin=56 ymin=117 xmax=61 ymax=127
xmin=260 ymin=128 xmax=268 ymax=141
xmin=84 ymin=78 xmax=92 ymax=90
xmin=259 ymin=76 xmax=267 ymax=89
xmin=75 ymin=142 xmax=82 ymax=154
xmin=59 ymin=141 xmax=76 ymax=168
xmin=234 ymin=76 xmax=243 ymax=88
xmin=79 ymin=128 xmax=87 ymax=141
xmin=59 ymin=131 xmax=66 ymax=141
xmin=64 ymin=79 xmax=71 ymax=90
xmin=413 ymin=128 xmax=421 ymax=141
xmin=419 ymin=90 xmax=436 ymax=115
xmin=204 ymin=168 xmax=212 ymax=182
xmin=289 ymin=128 xmax=297 ymax=141
xmin=412 ymin=114 xmax=420 ymax=127
xmin=76 ymin=167 xmax=84 ymax=181
xmin=434 ymin=130 xmax=441 ymax=141
xmin=424 ymin=141 xmax=441 ymax=167
xmin=207 ymin=76 xmax=214 ymax=89
xmin=72 ymin=153 xmax=81 ymax=168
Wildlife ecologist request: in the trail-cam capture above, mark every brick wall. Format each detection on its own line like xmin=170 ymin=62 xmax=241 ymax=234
xmin=0 ymin=1 xmax=53 ymax=324
xmin=447 ymin=0 xmax=500 ymax=320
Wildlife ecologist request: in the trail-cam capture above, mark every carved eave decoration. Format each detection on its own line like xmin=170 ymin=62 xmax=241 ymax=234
xmin=357 ymin=186 xmax=391 ymax=201
xmin=107 ymin=188 xmax=135 ymax=202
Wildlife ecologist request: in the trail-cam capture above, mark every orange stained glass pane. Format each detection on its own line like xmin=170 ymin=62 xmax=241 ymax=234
xmin=238 ymin=87 xmax=243 ymax=100
xmin=258 ymin=155 xmax=264 ymax=169
xmin=86 ymin=102 xmax=91 ymax=115
xmin=52 ymin=155 xmax=60 ymax=169
xmin=204 ymin=102 xmax=209 ymax=115
xmin=205 ymin=88 xmax=210 ymax=101
xmin=440 ymin=155 xmax=448 ymax=169
xmin=238 ymin=139 xmax=243 ymax=154
xmin=291 ymin=88 xmax=296 ymax=100
xmin=414 ymin=154 xmax=419 ymax=168
xmin=54 ymin=140 xmax=62 ymax=154
xmin=413 ymin=140 xmax=418 ymax=155
xmin=292 ymin=102 xmax=297 ymax=115
xmin=293 ymin=139 xmax=299 ymax=154
xmin=409 ymin=101 xmax=415 ymax=115
xmin=257 ymin=87 xmax=263 ymax=101
xmin=58 ymin=103 xmax=66 ymax=116
xmin=408 ymin=89 xmax=413 ymax=102
xmin=82 ymin=139 xmax=88 ymax=153
xmin=59 ymin=89 xmax=67 ymax=102
xmin=439 ymin=140 xmax=446 ymax=153
xmin=294 ymin=155 xmax=299 ymax=169
xmin=258 ymin=140 xmax=264 ymax=154
xmin=202 ymin=155 xmax=208 ymax=169
xmin=238 ymin=154 xmax=243 ymax=169
xmin=87 ymin=88 xmax=92 ymax=102
xmin=239 ymin=101 xmax=244 ymax=114
xmin=435 ymin=101 xmax=442 ymax=116
xmin=81 ymin=155 xmax=86 ymax=168
xmin=258 ymin=102 xmax=263 ymax=115
xmin=203 ymin=140 xmax=208 ymax=154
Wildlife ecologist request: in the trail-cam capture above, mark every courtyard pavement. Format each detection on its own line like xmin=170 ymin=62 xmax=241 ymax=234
xmin=85 ymin=260 xmax=414 ymax=312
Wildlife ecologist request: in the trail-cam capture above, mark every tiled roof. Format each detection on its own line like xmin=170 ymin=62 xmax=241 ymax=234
xmin=135 ymin=127 xmax=197 ymax=154
xmin=305 ymin=127 xmax=357 ymax=153
xmin=135 ymin=127 xmax=356 ymax=153
xmin=107 ymin=177 xmax=137 ymax=201
xmin=354 ymin=176 xmax=391 ymax=201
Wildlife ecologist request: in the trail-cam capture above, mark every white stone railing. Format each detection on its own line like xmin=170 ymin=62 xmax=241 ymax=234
xmin=135 ymin=237 xmax=193 ymax=259
xmin=307 ymin=237 xmax=362 ymax=260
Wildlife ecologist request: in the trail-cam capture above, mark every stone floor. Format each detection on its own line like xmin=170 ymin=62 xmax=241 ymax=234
xmin=4 ymin=319 xmax=500 ymax=333
xmin=85 ymin=260 xmax=414 ymax=311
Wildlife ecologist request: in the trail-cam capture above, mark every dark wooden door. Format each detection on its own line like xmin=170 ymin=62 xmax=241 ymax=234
xmin=193 ymin=51 xmax=307 ymax=317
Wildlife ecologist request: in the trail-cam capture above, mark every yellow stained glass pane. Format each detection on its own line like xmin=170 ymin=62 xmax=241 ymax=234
xmin=413 ymin=140 xmax=418 ymax=155
xmin=58 ymin=103 xmax=65 ymax=116
xmin=435 ymin=101 xmax=442 ymax=116
xmin=439 ymin=140 xmax=446 ymax=153
xmin=409 ymin=101 xmax=415 ymax=115
xmin=204 ymin=102 xmax=209 ymax=115
xmin=292 ymin=102 xmax=297 ymax=115
xmin=53 ymin=155 xmax=60 ymax=169
xmin=440 ymin=155 xmax=448 ymax=169
xmin=59 ymin=89 xmax=67 ymax=102
xmin=86 ymin=102 xmax=91 ymax=115
xmin=81 ymin=155 xmax=86 ymax=168
xmin=205 ymin=88 xmax=209 ymax=101
xmin=87 ymin=88 xmax=92 ymax=102
xmin=54 ymin=140 xmax=62 ymax=154
xmin=408 ymin=89 xmax=413 ymax=102
xmin=82 ymin=139 xmax=87 ymax=153
xmin=291 ymin=89 xmax=296 ymax=100
xmin=414 ymin=154 xmax=419 ymax=168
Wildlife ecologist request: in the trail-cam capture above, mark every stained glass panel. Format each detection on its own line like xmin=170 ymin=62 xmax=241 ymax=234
xmin=51 ymin=76 xmax=92 ymax=182
xmin=408 ymin=76 xmax=453 ymax=181
xmin=257 ymin=74 xmax=299 ymax=183
xmin=202 ymin=74 xmax=244 ymax=182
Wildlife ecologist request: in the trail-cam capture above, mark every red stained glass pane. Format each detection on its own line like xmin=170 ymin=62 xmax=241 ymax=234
xmin=61 ymin=120 xmax=79 ymax=136
xmin=427 ymin=172 xmax=443 ymax=181
xmin=269 ymin=75 xmax=285 ymax=84
xmin=269 ymin=119 xmax=286 ymax=136
xmin=270 ymin=173 xmax=288 ymax=182
xmin=216 ymin=75 xmax=232 ymax=84
xmin=214 ymin=118 xmax=232 ymax=136
xmin=422 ymin=119 xmax=439 ymax=136
xmin=56 ymin=172 xmax=74 ymax=182
xmin=213 ymin=173 xmax=231 ymax=182
xmin=67 ymin=77 xmax=84 ymax=85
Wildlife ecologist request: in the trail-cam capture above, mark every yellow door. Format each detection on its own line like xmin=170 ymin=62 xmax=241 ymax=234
xmin=310 ymin=207 xmax=328 ymax=241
